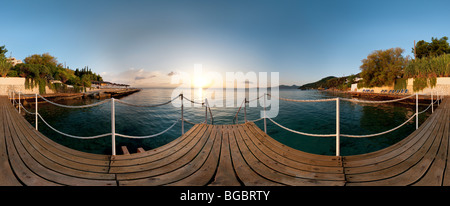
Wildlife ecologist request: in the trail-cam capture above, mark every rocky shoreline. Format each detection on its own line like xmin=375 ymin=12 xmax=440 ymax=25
xmin=330 ymin=90 xmax=437 ymax=105
xmin=15 ymin=88 xmax=141 ymax=105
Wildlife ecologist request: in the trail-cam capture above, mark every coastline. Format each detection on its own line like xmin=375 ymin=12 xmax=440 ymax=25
xmin=324 ymin=89 xmax=435 ymax=104
xmin=14 ymin=88 xmax=141 ymax=105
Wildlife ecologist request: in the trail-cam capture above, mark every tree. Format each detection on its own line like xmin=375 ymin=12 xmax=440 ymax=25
xmin=0 ymin=58 xmax=12 ymax=77
xmin=0 ymin=45 xmax=7 ymax=59
xmin=359 ymin=47 xmax=407 ymax=88
xmin=413 ymin=36 xmax=450 ymax=59
xmin=24 ymin=53 xmax=59 ymax=67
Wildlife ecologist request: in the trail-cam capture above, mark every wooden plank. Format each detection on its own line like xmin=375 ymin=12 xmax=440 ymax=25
xmin=119 ymin=125 xmax=218 ymax=185
xmin=116 ymin=124 xmax=213 ymax=181
xmin=239 ymin=124 xmax=345 ymax=181
xmin=443 ymin=106 xmax=450 ymax=185
xmin=209 ymin=125 xmax=242 ymax=186
xmin=346 ymin=101 xmax=447 ymax=185
xmin=110 ymin=124 xmax=205 ymax=167
xmin=112 ymin=124 xmax=209 ymax=175
xmin=166 ymin=125 xmax=223 ymax=186
xmin=344 ymin=106 xmax=444 ymax=176
xmin=10 ymin=102 xmax=111 ymax=166
xmin=226 ymin=125 xmax=281 ymax=186
xmin=7 ymin=107 xmax=116 ymax=180
xmin=245 ymin=123 xmax=344 ymax=174
xmin=247 ymin=122 xmax=342 ymax=167
xmin=0 ymin=103 xmax=22 ymax=186
xmin=413 ymin=104 xmax=449 ymax=185
xmin=343 ymin=107 xmax=440 ymax=167
xmin=111 ymin=124 xmax=200 ymax=161
xmin=8 ymin=99 xmax=112 ymax=173
xmin=5 ymin=107 xmax=117 ymax=186
xmin=136 ymin=147 xmax=145 ymax=153
xmin=233 ymin=124 xmax=344 ymax=186
xmin=121 ymin=146 xmax=130 ymax=155
xmin=3 ymin=105 xmax=62 ymax=186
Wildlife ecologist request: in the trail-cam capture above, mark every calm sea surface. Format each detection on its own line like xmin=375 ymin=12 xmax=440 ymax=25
xmin=23 ymin=88 xmax=432 ymax=156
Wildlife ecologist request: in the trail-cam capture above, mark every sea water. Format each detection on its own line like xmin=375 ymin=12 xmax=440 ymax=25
xmin=23 ymin=88 xmax=432 ymax=156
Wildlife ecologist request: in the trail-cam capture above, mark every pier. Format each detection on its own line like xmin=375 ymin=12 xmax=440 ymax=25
xmin=0 ymin=91 xmax=449 ymax=186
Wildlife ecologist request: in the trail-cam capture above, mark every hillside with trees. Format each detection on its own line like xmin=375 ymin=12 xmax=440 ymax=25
xmin=300 ymin=36 xmax=450 ymax=92
xmin=0 ymin=45 xmax=11 ymax=77
xmin=357 ymin=36 xmax=450 ymax=91
xmin=298 ymin=74 xmax=359 ymax=90
xmin=0 ymin=45 xmax=103 ymax=94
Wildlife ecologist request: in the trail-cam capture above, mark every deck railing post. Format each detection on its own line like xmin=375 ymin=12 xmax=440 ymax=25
xmin=244 ymin=98 xmax=247 ymax=123
xmin=336 ymin=97 xmax=340 ymax=157
xmin=431 ymin=91 xmax=434 ymax=113
xmin=12 ymin=91 xmax=15 ymax=107
xmin=263 ymin=93 xmax=267 ymax=133
xmin=111 ymin=98 xmax=116 ymax=156
xmin=205 ymin=98 xmax=208 ymax=124
xmin=437 ymin=91 xmax=440 ymax=106
xmin=181 ymin=94 xmax=184 ymax=134
xmin=35 ymin=93 xmax=38 ymax=130
xmin=416 ymin=93 xmax=418 ymax=130
xmin=18 ymin=92 xmax=21 ymax=114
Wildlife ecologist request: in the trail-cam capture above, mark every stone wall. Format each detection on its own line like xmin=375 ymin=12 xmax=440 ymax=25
xmin=0 ymin=77 xmax=54 ymax=95
xmin=352 ymin=77 xmax=450 ymax=95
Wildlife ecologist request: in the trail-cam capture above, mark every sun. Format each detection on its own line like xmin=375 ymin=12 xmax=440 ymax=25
xmin=193 ymin=75 xmax=209 ymax=88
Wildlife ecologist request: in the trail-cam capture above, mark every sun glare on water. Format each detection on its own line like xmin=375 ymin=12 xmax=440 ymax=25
xmin=193 ymin=75 xmax=210 ymax=100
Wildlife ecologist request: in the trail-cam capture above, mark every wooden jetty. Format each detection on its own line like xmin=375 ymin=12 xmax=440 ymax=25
xmin=0 ymin=95 xmax=449 ymax=186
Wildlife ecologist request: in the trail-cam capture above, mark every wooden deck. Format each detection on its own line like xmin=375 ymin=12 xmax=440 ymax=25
xmin=0 ymin=95 xmax=449 ymax=186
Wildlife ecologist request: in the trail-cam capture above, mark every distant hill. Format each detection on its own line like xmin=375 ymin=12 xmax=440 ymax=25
xmin=279 ymin=85 xmax=300 ymax=89
xmin=298 ymin=76 xmax=337 ymax=90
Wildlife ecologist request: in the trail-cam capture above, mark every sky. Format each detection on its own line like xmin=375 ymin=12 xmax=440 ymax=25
xmin=2 ymin=0 xmax=450 ymax=87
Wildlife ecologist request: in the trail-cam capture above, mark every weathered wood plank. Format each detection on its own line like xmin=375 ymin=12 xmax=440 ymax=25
xmin=166 ymin=125 xmax=222 ymax=186
xmin=226 ymin=125 xmax=282 ymax=186
xmin=413 ymin=108 xmax=449 ymax=186
xmin=110 ymin=124 xmax=205 ymax=167
xmin=121 ymin=146 xmax=130 ymax=155
xmin=346 ymin=99 xmax=449 ymax=185
xmin=247 ymin=122 xmax=342 ymax=167
xmin=244 ymin=123 xmax=344 ymax=174
xmin=5 ymin=107 xmax=117 ymax=186
xmin=119 ymin=125 xmax=218 ymax=185
xmin=116 ymin=124 xmax=213 ymax=182
xmin=209 ymin=125 xmax=242 ymax=186
xmin=112 ymin=124 xmax=209 ymax=175
xmin=8 ymin=106 xmax=112 ymax=174
xmin=0 ymin=103 xmax=23 ymax=186
xmin=234 ymin=124 xmax=345 ymax=186
xmin=344 ymin=107 xmax=443 ymax=176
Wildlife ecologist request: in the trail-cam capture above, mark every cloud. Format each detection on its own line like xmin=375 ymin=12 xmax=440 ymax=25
xmin=135 ymin=75 xmax=156 ymax=80
xmin=168 ymin=71 xmax=176 ymax=76
xmin=101 ymin=68 xmax=174 ymax=88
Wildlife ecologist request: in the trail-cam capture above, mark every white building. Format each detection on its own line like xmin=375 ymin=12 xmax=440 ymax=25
xmin=7 ymin=57 xmax=23 ymax=66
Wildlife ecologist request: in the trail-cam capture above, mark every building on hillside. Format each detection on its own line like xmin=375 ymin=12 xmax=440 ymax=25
xmin=91 ymin=81 xmax=130 ymax=89
xmin=6 ymin=57 xmax=23 ymax=66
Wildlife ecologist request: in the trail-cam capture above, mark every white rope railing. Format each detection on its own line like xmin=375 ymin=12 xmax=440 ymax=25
xmin=240 ymin=91 xmax=443 ymax=156
xmin=340 ymin=114 xmax=417 ymax=138
xmin=267 ymin=117 xmax=336 ymax=137
xmin=11 ymin=89 xmax=216 ymax=155
xmin=38 ymin=113 xmax=112 ymax=139
xmin=38 ymin=94 xmax=112 ymax=108
xmin=115 ymin=118 xmax=181 ymax=139
xmin=183 ymin=95 xmax=204 ymax=105
xmin=19 ymin=103 xmax=36 ymax=115
xmin=340 ymin=94 xmax=416 ymax=104
xmin=115 ymin=95 xmax=180 ymax=107
xmin=277 ymin=96 xmax=337 ymax=102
